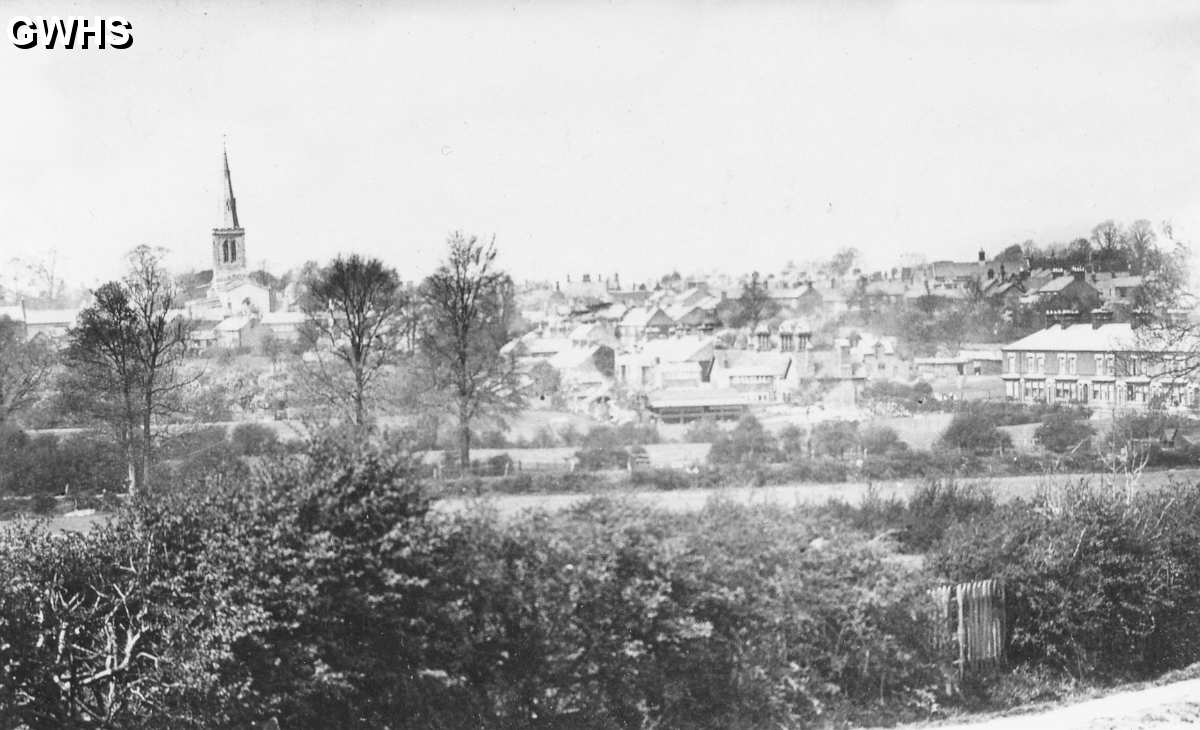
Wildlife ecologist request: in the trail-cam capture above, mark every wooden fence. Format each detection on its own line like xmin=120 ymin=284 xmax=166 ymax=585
xmin=927 ymin=579 xmax=1006 ymax=679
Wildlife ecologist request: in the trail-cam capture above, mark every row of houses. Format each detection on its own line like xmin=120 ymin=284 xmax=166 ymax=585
xmin=1001 ymin=320 xmax=1200 ymax=410
xmin=0 ymin=300 xmax=307 ymax=353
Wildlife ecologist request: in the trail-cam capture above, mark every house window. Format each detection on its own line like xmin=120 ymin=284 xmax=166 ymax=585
xmin=1036 ymin=354 xmax=1045 ymax=374
xmin=1057 ymin=354 xmax=1066 ymax=374
xmin=1095 ymin=354 xmax=1105 ymax=375
xmin=1067 ymin=354 xmax=1077 ymax=375
xmin=1008 ymin=353 xmax=1017 ymax=373
xmin=1106 ymin=354 xmax=1115 ymax=374
xmin=1025 ymin=353 xmax=1034 ymax=372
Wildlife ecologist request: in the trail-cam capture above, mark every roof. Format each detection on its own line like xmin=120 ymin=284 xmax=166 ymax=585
xmin=569 ymin=323 xmax=607 ymax=341
xmin=1108 ymin=275 xmax=1144 ymax=288
xmin=620 ymin=307 xmax=675 ymax=328
xmin=716 ymin=350 xmax=792 ymax=377
xmin=635 ymin=336 xmax=715 ymax=364
xmin=647 ymin=387 xmax=748 ymax=408
xmin=23 ymin=308 xmax=81 ymax=326
xmin=930 ymin=261 xmax=984 ymax=280
xmin=260 ymin=311 xmax=307 ymax=325
xmin=1034 ymin=275 xmax=1079 ymax=294
xmin=549 ymin=346 xmax=604 ymax=370
xmin=1002 ymin=323 xmax=1154 ymax=353
xmin=214 ymin=316 xmax=254 ymax=332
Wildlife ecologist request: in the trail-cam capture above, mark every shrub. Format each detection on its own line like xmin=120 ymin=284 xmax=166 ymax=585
xmin=683 ymin=417 xmax=724 ymax=443
xmin=810 ymin=419 xmax=859 ymax=459
xmin=708 ymin=415 xmax=781 ymax=465
xmin=935 ymin=410 xmax=1012 ymax=454
xmin=861 ymin=424 xmax=906 ymax=455
xmin=231 ymin=422 xmax=281 ymax=456
xmin=1034 ymin=411 xmax=1094 ymax=454
xmin=929 ymin=481 xmax=1200 ymax=681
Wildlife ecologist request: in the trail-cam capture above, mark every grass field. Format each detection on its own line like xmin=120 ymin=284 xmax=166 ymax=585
xmin=436 ymin=467 xmax=1200 ymax=519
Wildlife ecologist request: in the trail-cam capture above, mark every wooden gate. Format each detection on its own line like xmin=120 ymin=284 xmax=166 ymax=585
xmin=927 ymin=579 xmax=1006 ymax=678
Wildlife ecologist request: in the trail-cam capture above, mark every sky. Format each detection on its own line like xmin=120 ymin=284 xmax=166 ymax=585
xmin=3 ymin=1 xmax=1200 ymax=290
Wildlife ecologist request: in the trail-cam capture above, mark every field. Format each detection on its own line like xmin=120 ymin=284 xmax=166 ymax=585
xmin=436 ymin=467 xmax=1200 ymax=518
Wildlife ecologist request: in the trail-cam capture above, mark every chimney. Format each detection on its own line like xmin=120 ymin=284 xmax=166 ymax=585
xmin=1091 ymin=309 xmax=1113 ymax=329
xmin=1071 ymin=267 xmax=1085 ymax=283
xmin=978 ymin=249 xmax=986 ymax=263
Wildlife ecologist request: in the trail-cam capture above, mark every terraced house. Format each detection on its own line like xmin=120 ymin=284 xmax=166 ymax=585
xmin=1002 ymin=321 xmax=1200 ymax=409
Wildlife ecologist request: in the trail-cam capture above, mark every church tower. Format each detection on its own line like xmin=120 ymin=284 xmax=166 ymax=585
xmin=211 ymin=145 xmax=247 ymax=282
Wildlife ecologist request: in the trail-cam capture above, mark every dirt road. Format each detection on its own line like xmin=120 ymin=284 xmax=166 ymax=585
xmin=912 ymin=678 xmax=1200 ymax=729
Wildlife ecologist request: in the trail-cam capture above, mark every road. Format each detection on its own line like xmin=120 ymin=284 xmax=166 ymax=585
xmin=903 ymin=677 xmax=1200 ymax=729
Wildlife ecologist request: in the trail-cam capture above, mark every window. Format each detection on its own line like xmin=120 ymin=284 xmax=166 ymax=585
xmin=1106 ymin=354 xmax=1115 ymax=374
xmin=1095 ymin=353 xmax=1105 ymax=375
xmin=1025 ymin=353 xmax=1034 ymax=372
xmin=1067 ymin=354 xmax=1077 ymax=375
xmin=1008 ymin=353 xmax=1017 ymax=373
xmin=1036 ymin=354 xmax=1045 ymax=374
xmin=1057 ymin=354 xmax=1066 ymax=374
xmin=221 ymin=240 xmax=229 ymax=263
xmin=229 ymin=241 xmax=237 ymax=262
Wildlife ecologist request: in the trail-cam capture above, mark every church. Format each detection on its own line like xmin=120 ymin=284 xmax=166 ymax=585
xmin=185 ymin=147 xmax=273 ymax=319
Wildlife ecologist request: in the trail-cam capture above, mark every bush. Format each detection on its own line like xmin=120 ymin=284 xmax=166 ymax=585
xmin=810 ymin=419 xmax=859 ymax=459
xmin=930 ymin=481 xmax=1200 ymax=681
xmin=683 ymin=417 xmax=724 ymax=443
xmin=231 ymin=422 xmax=281 ymax=456
xmin=0 ymin=428 xmax=127 ymax=496
xmin=708 ymin=415 xmax=781 ymax=465
xmin=935 ymin=410 xmax=1012 ymax=454
xmin=860 ymin=424 xmax=906 ymax=455
xmin=1034 ymin=411 xmax=1094 ymax=454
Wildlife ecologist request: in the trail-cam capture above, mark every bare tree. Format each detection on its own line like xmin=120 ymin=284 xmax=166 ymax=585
xmin=0 ymin=316 xmax=55 ymax=426
xmin=418 ymin=233 xmax=525 ymax=467
xmin=299 ymin=254 xmax=407 ymax=427
xmin=63 ymin=246 xmax=191 ymax=493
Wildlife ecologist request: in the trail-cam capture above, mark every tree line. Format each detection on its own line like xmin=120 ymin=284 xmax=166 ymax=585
xmin=0 ymin=232 xmax=524 ymax=495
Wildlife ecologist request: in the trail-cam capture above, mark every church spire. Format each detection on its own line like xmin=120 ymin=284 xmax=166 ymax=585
xmin=222 ymin=144 xmax=240 ymax=229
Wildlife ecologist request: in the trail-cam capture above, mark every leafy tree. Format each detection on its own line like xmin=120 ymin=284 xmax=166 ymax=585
xmin=778 ymin=423 xmax=806 ymax=456
xmin=823 ymin=246 xmax=860 ymax=278
xmin=418 ymin=233 xmax=525 ymax=466
xmin=935 ymin=409 xmax=1012 ymax=454
xmin=62 ymin=247 xmax=191 ymax=493
xmin=860 ymin=424 xmax=905 ymax=455
xmin=0 ymin=316 xmax=54 ymax=426
xmin=1034 ymin=410 xmax=1095 ymax=454
xmin=729 ymin=272 xmax=779 ymax=332
xmin=708 ymin=414 xmax=780 ymax=464
xmin=527 ymin=360 xmax=562 ymax=404
xmin=810 ymin=419 xmax=859 ymax=459
xmin=299 ymin=254 xmax=408 ymax=427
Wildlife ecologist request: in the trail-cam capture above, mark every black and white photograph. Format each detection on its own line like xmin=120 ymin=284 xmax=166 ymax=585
xmin=5 ymin=2 xmax=1200 ymax=727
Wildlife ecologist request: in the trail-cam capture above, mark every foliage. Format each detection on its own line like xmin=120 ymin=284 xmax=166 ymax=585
xmin=930 ymin=481 xmax=1200 ymax=681
xmin=299 ymin=253 xmax=408 ymax=426
xmin=683 ymin=417 xmax=724 ymax=443
xmin=861 ymin=424 xmax=906 ymax=455
xmin=935 ymin=410 xmax=1012 ymax=454
xmin=0 ymin=427 xmax=127 ymax=496
xmin=0 ymin=316 xmax=55 ymax=426
xmin=230 ymin=422 xmax=281 ymax=456
xmin=1034 ymin=411 xmax=1095 ymax=454
xmin=708 ymin=415 xmax=781 ymax=464
xmin=61 ymin=247 xmax=191 ymax=494
xmin=417 ymin=233 xmax=525 ymax=466
xmin=809 ymin=419 xmax=860 ymax=459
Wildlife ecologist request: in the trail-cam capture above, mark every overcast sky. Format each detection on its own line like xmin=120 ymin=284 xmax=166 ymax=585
xmin=3 ymin=1 xmax=1200 ymax=288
